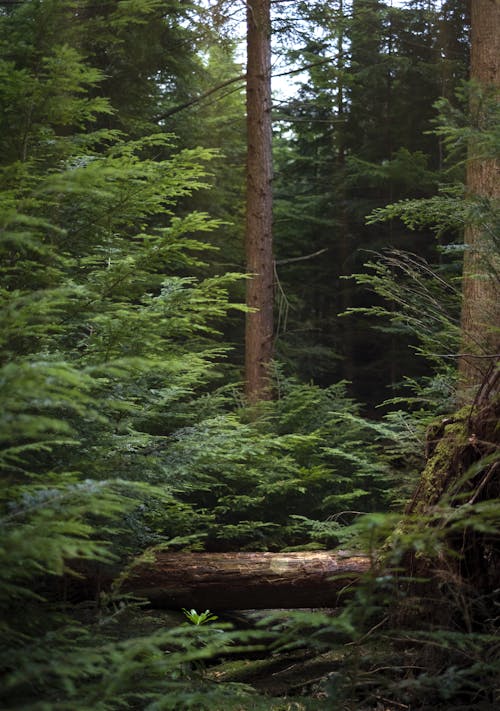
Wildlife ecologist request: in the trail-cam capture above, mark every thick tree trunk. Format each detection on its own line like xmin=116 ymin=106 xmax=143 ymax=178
xmin=402 ymin=2 xmax=500 ymax=612
xmin=245 ymin=0 xmax=274 ymax=402
xmin=118 ymin=550 xmax=371 ymax=610
xmin=458 ymin=0 xmax=500 ymax=398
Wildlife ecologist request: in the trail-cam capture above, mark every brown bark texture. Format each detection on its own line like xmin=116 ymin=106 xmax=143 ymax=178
xmin=118 ymin=550 xmax=371 ymax=610
xmin=245 ymin=0 xmax=274 ymax=402
xmin=458 ymin=0 xmax=500 ymax=397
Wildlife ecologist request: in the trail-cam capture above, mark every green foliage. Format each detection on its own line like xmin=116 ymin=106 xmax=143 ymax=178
xmin=353 ymin=79 xmax=500 ymax=419
xmin=182 ymin=608 xmax=219 ymax=626
xmin=2 ymin=619 xmax=263 ymax=710
xmin=366 ymin=183 xmax=466 ymax=236
xmin=344 ymin=249 xmax=461 ymax=409
xmin=238 ymin=479 xmax=500 ymax=708
xmin=272 ymin=0 xmax=469 ymax=404
xmin=0 ymin=3 xmax=399 ymax=707
xmin=0 ymin=3 xmax=252 ymax=706
xmin=150 ymin=378 xmax=403 ymax=551
xmin=1 ymin=1 xmax=496 ymax=709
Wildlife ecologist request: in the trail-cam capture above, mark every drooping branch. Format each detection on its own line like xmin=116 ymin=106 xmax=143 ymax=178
xmin=157 ymin=74 xmax=246 ymax=120
xmin=276 ymin=248 xmax=328 ymax=266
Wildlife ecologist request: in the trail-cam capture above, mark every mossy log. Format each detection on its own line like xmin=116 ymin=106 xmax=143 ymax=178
xmin=117 ymin=550 xmax=371 ymax=610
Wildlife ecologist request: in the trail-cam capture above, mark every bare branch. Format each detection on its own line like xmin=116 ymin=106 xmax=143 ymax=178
xmin=156 ymin=57 xmax=337 ymax=122
xmin=276 ymin=247 xmax=328 ymax=266
xmin=156 ymin=74 xmax=246 ymax=121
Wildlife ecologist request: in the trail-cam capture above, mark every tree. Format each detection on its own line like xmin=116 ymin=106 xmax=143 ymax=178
xmin=0 ymin=3 xmax=253 ymax=705
xmin=272 ymin=0 xmax=468 ymax=406
xmin=79 ymin=0 xmax=209 ymax=140
xmin=245 ymin=0 xmax=274 ymax=402
xmin=458 ymin=0 xmax=500 ymax=397
xmin=361 ymin=0 xmax=500 ymax=600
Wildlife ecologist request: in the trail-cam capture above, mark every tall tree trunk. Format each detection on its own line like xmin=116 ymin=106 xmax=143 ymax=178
xmin=458 ymin=0 xmax=500 ymax=399
xmin=245 ymin=0 xmax=274 ymax=402
xmin=337 ymin=0 xmax=354 ymax=384
xmin=408 ymin=4 xmax=499 ymax=586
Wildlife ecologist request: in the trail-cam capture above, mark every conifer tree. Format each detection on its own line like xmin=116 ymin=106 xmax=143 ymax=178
xmin=272 ymin=0 xmax=468 ymax=404
xmin=458 ymin=0 xmax=500 ymax=396
xmin=245 ymin=0 xmax=274 ymax=402
xmin=0 ymin=2 xmax=254 ymax=705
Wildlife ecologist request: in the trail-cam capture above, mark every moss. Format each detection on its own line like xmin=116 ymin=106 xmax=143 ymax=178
xmin=208 ymin=647 xmax=346 ymax=695
xmin=410 ymin=407 xmax=474 ymax=513
xmin=420 ymin=424 xmax=467 ymax=504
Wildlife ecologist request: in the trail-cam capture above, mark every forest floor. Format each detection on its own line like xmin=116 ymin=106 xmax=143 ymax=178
xmin=82 ymin=606 xmax=454 ymax=711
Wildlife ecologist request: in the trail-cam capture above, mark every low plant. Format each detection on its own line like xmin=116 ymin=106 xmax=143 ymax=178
xmin=182 ymin=608 xmax=219 ymax=626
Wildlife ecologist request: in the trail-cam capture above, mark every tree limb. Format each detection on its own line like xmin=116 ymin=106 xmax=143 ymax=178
xmin=276 ymin=248 xmax=328 ymax=266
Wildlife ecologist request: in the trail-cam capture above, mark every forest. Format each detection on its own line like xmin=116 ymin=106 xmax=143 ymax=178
xmin=0 ymin=0 xmax=498 ymax=709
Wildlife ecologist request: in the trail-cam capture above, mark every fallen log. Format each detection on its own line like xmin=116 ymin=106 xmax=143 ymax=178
xmin=117 ymin=550 xmax=371 ymax=610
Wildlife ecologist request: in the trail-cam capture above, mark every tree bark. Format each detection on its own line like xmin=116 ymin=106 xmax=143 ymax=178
xmin=118 ymin=550 xmax=371 ymax=610
xmin=245 ymin=0 xmax=274 ymax=402
xmin=458 ymin=0 xmax=500 ymax=398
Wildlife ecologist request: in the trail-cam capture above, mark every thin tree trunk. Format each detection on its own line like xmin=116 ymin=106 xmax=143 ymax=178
xmin=118 ymin=551 xmax=371 ymax=610
xmin=245 ymin=0 xmax=274 ymax=402
xmin=458 ymin=0 xmax=500 ymax=398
